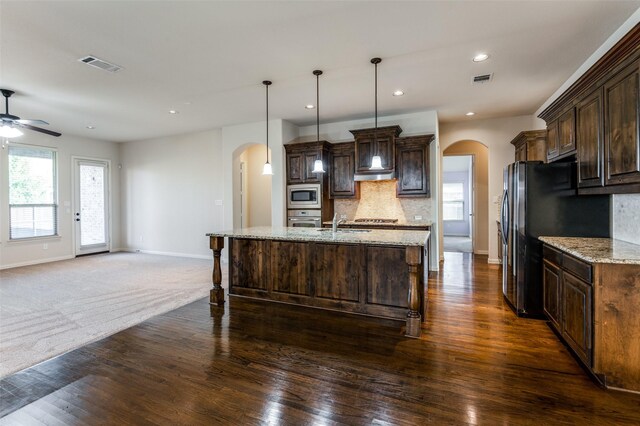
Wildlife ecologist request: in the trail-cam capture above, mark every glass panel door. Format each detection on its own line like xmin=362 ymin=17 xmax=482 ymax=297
xmin=74 ymin=159 xmax=109 ymax=255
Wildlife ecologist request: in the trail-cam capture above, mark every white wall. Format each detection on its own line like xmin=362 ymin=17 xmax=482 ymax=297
xmin=246 ymin=145 xmax=272 ymax=227
xmin=0 ymin=133 xmax=120 ymax=269
xmin=119 ymin=129 xmax=224 ymax=258
xmin=439 ymin=114 xmax=545 ymax=263
xmin=298 ymin=110 xmax=441 ymax=271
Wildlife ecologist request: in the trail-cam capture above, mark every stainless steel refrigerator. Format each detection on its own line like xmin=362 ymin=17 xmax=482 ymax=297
xmin=500 ymin=161 xmax=610 ymax=317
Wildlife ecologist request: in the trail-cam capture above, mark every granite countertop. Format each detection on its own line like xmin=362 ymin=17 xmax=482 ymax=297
xmin=207 ymin=226 xmax=429 ymax=247
xmin=321 ymin=221 xmax=432 ymax=228
xmin=539 ymin=236 xmax=640 ymax=265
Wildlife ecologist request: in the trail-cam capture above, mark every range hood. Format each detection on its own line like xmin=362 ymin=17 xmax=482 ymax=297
xmin=354 ymin=171 xmax=396 ymax=181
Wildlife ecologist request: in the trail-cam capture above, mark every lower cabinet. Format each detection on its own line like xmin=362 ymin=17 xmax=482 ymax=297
xmin=542 ymin=260 xmax=561 ymax=329
xmin=542 ymin=242 xmax=640 ymax=392
xmin=562 ymin=271 xmax=592 ymax=365
xmin=543 ymin=246 xmax=592 ymax=366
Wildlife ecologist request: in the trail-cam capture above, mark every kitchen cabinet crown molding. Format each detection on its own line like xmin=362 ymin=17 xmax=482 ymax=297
xmin=539 ymin=23 xmax=640 ymax=123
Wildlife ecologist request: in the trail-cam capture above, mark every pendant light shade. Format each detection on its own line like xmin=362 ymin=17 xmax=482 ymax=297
xmin=312 ymin=69 xmax=325 ymax=173
xmin=369 ymin=57 xmax=383 ymax=171
xmin=262 ymin=80 xmax=273 ymax=176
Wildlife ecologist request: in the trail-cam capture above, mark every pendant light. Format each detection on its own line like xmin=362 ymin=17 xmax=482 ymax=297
xmin=311 ymin=69 xmax=325 ymax=173
xmin=369 ymin=57 xmax=383 ymax=171
xmin=262 ymin=80 xmax=273 ymax=175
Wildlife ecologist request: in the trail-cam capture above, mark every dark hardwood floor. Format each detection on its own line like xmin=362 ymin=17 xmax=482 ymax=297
xmin=2 ymin=252 xmax=640 ymax=425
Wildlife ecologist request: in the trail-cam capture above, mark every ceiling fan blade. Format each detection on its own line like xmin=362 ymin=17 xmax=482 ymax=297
xmin=16 ymin=119 xmax=50 ymax=125
xmin=18 ymin=123 xmax=62 ymax=137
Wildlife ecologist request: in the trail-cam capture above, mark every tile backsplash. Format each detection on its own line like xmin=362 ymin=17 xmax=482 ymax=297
xmin=613 ymin=194 xmax=640 ymax=245
xmin=333 ymin=180 xmax=432 ymax=223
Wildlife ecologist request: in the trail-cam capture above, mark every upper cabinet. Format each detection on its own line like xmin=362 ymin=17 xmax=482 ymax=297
xmin=285 ymin=141 xmax=331 ymax=185
xmin=395 ymin=135 xmax=433 ymax=197
xmin=576 ymin=88 xmax=604 ymax=188
xmin=350 ymin=125 xmax=402 ymax=174
xmin=539 ymin=24 xmax=640 ymax=194
xmin=558 ymin=108 xmax=576 ymax=156
xmin=604 ymin=59 xmax=640 ymax=187
xmin=510 ymin=130 xmax=547 ymax=162
xmin=329 ymin=142 xmax=359 ymax=199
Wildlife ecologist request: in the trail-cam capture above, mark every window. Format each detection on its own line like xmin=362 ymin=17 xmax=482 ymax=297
xmin=443 ymin=182 xmax=464 ymax=221
xmin=8 ymin=145 xmax=58 ymax=239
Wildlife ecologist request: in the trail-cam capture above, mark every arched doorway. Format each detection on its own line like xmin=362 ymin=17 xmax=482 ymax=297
xmin=232 ymin=144 xmax=272 ymax=229
xmin=442 ymin=140 xmax=488 ymax=255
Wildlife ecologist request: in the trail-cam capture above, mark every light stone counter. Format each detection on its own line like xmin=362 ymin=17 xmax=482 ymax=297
xmin=208 ymin=226 xmax=429 ymax=247
xmin=539 ymin=236 xmax=640 ymax=265
xmin=321 ymin=221 xmax=432 ymax=229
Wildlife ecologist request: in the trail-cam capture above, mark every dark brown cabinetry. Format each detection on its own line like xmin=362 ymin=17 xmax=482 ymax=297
xmin=547 ymin=121 xmax=559 ymax=160
xmin=604 ymin=59 xmax=640 ymax=186
xmin=576 ymin=88 xmax=604 ymax=188
xmin=395 ymin=135 xmax=433 ymax=197
xmin=228 ymin=237 xmax=427 ymax=322
xmin=285 ymin=141 xmax=331 ymax=185
xmin=510 ymin=130 xmax=547 ymax=162
xmin=350 ymin=125 xmax=402 ymax=174
xmin=542 ymin=241 xmax=640 ymax=392
xmin=329 ymin=142 xmax=359 ymax=199
xmin=547 ymin=108 xmax=576 ymax=161
xmin=542 ymin=245 xmax=593 ymax=366
xmin=539 ymin=25 xmax=640 ymax=194
xmin=562 ymin=271 xmax=592 ymax=365
xmin=542 ymin=258 xmax=561 ymax=329
xmin=558 ymin=108 xmax=576 ymax=156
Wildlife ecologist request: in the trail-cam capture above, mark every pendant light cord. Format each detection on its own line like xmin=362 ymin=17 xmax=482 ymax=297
xmin=371 ymin=58 xmax=381 ymax=158
xmin=263 ymin=80 xmax=272 ymax=163
xmin=313 ymin=70 xmax=323 ymax=166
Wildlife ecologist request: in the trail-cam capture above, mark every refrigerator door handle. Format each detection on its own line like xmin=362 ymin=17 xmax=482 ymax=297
xmin=500 ymin=190 xmax=509 ymax=245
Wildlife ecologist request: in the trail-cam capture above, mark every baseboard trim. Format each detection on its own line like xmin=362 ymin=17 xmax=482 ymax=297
xmin=0 ymin=255 xmax=75 ymax=270
xmin=487 ymin=258 xmax=502 ymax=264
xmin=125 ymin=249 xmax=211 ymax=260
xmin=475 ymin=250 xmax=488 ymax=255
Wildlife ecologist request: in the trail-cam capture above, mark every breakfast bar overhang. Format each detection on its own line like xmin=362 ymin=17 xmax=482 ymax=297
xmin=207 ymin=227 xmax=430 ymax=338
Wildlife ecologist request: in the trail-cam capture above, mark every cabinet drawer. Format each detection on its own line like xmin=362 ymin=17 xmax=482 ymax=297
xmin=543 ymin=244 xmax=563 ymax=266
xmin=563 ymin=254 xmax=592 ymax=283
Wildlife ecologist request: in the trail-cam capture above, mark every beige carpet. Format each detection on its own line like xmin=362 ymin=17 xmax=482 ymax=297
xmin=0 ymin=252 xmax=223 ymax=378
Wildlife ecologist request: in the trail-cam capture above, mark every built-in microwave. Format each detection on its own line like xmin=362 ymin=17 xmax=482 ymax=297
xmin=287 ymin=184 xmax=321 ymax=209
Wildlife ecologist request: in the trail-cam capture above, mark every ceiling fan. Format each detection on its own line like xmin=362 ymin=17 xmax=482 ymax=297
xmin=0 ymin=89 xmax=62 ymax=138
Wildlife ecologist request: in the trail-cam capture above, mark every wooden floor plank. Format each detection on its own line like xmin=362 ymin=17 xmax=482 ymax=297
xmin=2 ymin=253 xmax=640 ymax=425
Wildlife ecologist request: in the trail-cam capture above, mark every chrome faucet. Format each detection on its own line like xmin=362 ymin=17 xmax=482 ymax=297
xmin=332 ymin=213 xmax=346 ymax=232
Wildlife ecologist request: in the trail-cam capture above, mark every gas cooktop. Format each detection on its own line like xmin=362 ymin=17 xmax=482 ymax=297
xmin=353 ymin=218 xmax=399 ymax=224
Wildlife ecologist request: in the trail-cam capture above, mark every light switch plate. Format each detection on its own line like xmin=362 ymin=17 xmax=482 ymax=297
xmin=215 ymin=200 xmax=223 ymax=206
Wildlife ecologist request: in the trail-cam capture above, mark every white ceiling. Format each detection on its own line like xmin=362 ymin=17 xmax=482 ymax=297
xmin=1 ymin=1 xmax=638 ymax=143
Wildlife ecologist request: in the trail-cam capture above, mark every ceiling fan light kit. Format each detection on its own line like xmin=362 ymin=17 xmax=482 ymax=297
xmin=0 ymin=89 xmax=62 ymax=140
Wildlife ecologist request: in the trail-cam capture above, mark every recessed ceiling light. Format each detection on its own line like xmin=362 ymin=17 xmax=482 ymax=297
xmin=86 ymin=125 xmax=95 ymax=129
xmin=466 ymin=112 xmax=475 ymax=116
xmin=305 ymin=104 xmax=315 ymax=109
xmin=393 ymin=90 xmax=404 ymax=96
xmin=473 ymin=53 xmax=489 ymax=62
xmin=169 ymin=110 xmax=178 ymax=114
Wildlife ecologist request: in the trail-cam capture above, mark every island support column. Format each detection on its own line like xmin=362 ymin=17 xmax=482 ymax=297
xmin=210 ymin=236 xmax=225 ymax=306
xmin=405 ymin=246 xmax=422 ymax=338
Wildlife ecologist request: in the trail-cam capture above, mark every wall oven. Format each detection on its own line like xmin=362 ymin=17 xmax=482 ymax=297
xmin=287 ymin=209 xmax=322 ymax=228
xmin=287 ymin=184 xmax=321 ymax=209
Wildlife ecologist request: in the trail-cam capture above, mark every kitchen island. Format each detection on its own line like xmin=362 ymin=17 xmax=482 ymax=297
xmin=207 ymin=227 xmax=430 ymax=337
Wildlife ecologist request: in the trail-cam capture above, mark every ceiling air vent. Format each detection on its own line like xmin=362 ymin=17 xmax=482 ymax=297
xmin=78 ymin=55 xmax=123 ymax=73
xmin=472 ymin=73 xmax=493 ymax=84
